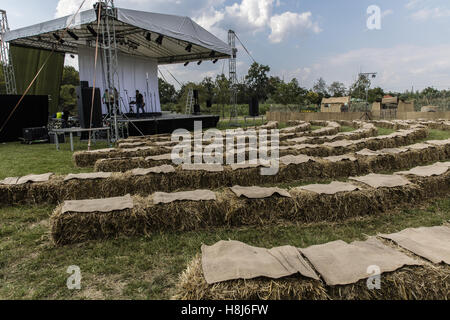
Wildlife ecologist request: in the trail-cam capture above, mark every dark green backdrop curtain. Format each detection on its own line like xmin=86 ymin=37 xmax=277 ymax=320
xmin=10 ymin=45 xmax=65 ymax=114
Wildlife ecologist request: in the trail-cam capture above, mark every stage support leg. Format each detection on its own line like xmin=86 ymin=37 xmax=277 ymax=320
xmin=107 ymin=129 xmax=111 ymax=147
xmin=54 ymin=133 xmax=59 ymax=151
xmin=70 ymin=133 xmax=74 ymax=152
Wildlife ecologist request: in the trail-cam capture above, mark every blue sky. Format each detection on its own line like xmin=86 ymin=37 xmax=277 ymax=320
xmin=2 ymin=0 xmax=450 ymax=91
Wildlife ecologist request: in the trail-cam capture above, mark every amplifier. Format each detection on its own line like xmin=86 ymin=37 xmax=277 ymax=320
xmin=22 ymin=127 xmax=48 ymax=142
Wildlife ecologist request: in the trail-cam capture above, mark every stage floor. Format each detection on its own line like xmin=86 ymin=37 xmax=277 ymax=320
xmin=116 ymin=113 xmax=220 ymax=136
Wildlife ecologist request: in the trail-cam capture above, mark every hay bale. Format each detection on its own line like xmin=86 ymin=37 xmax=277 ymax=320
xmin=327 ymin=265 xmax=449 ymax=300
xmin=174 ymin=257 xmax=449 ymax=300
xmin=3 ymin=143 xmax=449 ymax=206
xmin=173 ymin=256 xmax=328 ymax=300
xmin=73 ymin=146 xmax=170 ymax=168
xmin=49 ymin=171 xmax=449 ymax=244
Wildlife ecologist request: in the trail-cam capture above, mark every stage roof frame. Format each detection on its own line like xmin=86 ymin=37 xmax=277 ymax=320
xmin=3 ymin=7 xmax=232 ymax=65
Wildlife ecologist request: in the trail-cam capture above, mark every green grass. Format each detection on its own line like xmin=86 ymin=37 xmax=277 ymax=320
xmin=422 ymin=129 xmax=450 ymax=141
xmin=376 ymin=127 xmax=396 ymax=136
xmin=0 ymin=127 xmax=449 ymax=299
xmin=340 ymin=126 xmax=357 ymax=133
xmin=216 ymin=119 xmax=267 ymax=130
xmin=0 ymin=199 xmax=449 ymax=300
xmin=0 ymin=138 xmax=111 ymax=180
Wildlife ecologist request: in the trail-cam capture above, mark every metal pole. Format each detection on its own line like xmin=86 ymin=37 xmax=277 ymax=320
xmin=358 ymin=72 xmax=377 ymax=120
xmin=228 ymin=30 xmax=238 ymax=124
xmin=98 ymin=1 xmax=120 ymax=141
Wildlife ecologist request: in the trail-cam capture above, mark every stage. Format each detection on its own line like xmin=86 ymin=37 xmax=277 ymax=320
xmin=117 ymin=113 xmax=220 ymax=136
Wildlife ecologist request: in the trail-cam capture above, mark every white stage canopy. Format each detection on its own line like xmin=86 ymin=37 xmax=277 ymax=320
xmin=4 ymin=7 xmax=232 ymax=64
xmin=4 ymin=6 xmax=232 ymax=114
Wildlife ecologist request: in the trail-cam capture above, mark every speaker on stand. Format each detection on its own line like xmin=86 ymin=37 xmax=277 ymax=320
xmin=249 ymin=96 xmax=260 ymax=117
xmin=77 ymin=87 xmax=103 ymax=140
xmin=193 ymin=89 xmax=201 ymax=115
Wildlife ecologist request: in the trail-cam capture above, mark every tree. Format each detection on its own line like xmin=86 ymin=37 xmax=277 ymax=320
xmin=368 ymin=87 xmax=384 ymax=103
xmin=350 ymin=74 xmax=371 ymax=100
xmin=313 ymin=78 xmax=329 ymax=97
xmin=201 ymin=76 xmax=215 ymax=102
xmin=59 ymin=84 xmax=77 ymax=111
xmin=245 ymin=62 xmax=271 ymax=101
xmin=236 ymin=82 xmax=249 ymax=104
xmin=61 ymin=66 xmax=80 ymax=86
xmin=158 ymin=78 xmax=177 ymax=104
xmin=306 ymin=90 xmax=321 ymax=105
xmin=328 ymin=81 xmax=347 ymax=97
xmin=214 ymin=74 xmax=230 ymax=118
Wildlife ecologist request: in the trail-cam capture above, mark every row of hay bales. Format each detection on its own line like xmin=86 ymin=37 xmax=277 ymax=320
xmin=116 ymin=121 xmax=283 ymax=147
xmin=372 ymin=119 xmax=450 ymax=131
xmin=73 ymin=121 xmax=343 ymax=167
xmin=402 ymin=119 xmax=450 ymax=131
xmin=87 ymin=124 xmax=425 ymax=171
xmin=93 ymin=125 xmax=429 ymax=172
xmin=174 ymin=226 xmax=450 ymax=300
xmin=115 ymin=122 xmax=375 ymax=152
xmin=2 ymin=138 xmax=448 ymax=206
xmin=50 ymin=163 xmax=450 ymax=245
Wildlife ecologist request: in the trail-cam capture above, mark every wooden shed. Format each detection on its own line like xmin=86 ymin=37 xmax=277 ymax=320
xmin=321 ymin=97 xmax=351 ymax=113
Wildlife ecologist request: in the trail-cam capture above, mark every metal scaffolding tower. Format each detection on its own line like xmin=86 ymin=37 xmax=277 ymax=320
xmin=96 ymin=1 xmax=120 ymax=141
xmin=228 ymin=30 xmax=238 ymax=122
xmin=0 ymin=9 xmax=17 ymax=94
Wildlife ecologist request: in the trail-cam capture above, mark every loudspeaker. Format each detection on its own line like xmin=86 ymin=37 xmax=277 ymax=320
xmin=193 ymin=90 xmax=199 ymax=100
xmin=206 ymin=99 xmax=212 ymax=108
xmin=80 ymin=81 xmax=89 ymax=88
xmin=193 ymin=104 xmax=201 ymax=114
xmin=0 ymin=95 xmax=49 ymax=143
xmin=77 ymin=87 xmax=103 ymax=129
xmin=249 ymin=97 xmax=259 ymax=117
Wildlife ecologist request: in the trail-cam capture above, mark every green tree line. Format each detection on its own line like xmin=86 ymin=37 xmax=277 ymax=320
xmin=1 ymin=63 xmax=449 ymax=113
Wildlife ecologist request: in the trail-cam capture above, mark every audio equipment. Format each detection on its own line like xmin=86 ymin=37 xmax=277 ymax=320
xmin=249 ymin=96 xmax=259 ymax=117
xmin=0 ymin=95 xmax=49 ymax=142
xmin=76 ymin=87 xmax=103 ymax=129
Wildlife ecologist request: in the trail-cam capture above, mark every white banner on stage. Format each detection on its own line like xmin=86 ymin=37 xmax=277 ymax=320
xmin=78 ymin=47 xmax=161 ymax=114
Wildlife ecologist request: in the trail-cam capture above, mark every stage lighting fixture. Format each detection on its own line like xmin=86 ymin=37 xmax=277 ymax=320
xmin=53 ymin=33 xmax=65 ymax=44
xmin=213 ymin=59 xmax=219 ymax=64
xmin=156 ymin=34 xmax=164 ymax=45
xmin=184 ymin=62 xmax=190 ymax=67
xmin=185 ymin=43 xmax=192 ymax=52
xmin=197 ymin=60 xmax=202 ymax=65
xmin=87 ymin=25 xmax=98 ymax=37
xmin=67 ymin=30 xmax=79 ymax=41
xmin=209 ymin=51 xmax=216 ymax=58
xmin=70 ymin=54 xmax=75 ymax=58
xmin=145 ymin=32 xmax=151 ymax=41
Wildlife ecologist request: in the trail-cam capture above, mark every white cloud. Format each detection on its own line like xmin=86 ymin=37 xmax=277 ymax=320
xmin=405 ymin=0 xmax=422 ymax=10
xmin=411 ymin=7 xmax=450 ymax=20
xmin=269 ymin=11 xmax=321 ymax=43
xmin=55 ymin=0 xmax=97 ymax=18
xmin=290 ymin=44 xmax=450 ymax=91
xmin=225 ymin=0 xmax=273 ymax=30
xmin=194 ymin=0 xmax=321 ymax=44
xmin=381 ymin=9 xmax=394 ymax=18
xmin=56 ymin=0 xmax=320 ymax=45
